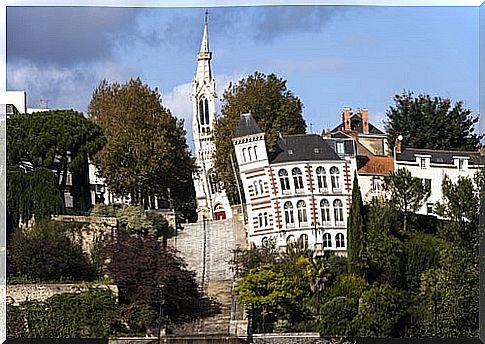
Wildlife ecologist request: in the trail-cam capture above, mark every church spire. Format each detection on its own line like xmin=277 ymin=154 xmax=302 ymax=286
xmin=198 ymin=10 xmax=210 ymax=58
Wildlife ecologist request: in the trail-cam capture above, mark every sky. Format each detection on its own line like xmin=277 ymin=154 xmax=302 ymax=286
xmin=6 ymin=5 xmax=480 ymax=151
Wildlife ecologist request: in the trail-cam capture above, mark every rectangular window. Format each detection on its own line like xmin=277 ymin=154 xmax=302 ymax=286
xmin=336 ymin=142 xmax=345 ymax=154
xmin=427 ymin=203 xmax=434 ymax=214
xmin=423 ymin=178 xmax=431 ymax=190
xmin=420 ymin=158 xmax=426 ymax=169
xmin=458 ymin=159 xmax=465 ymax=171
xmin=372 ymin=177 xmax=382 ymax=191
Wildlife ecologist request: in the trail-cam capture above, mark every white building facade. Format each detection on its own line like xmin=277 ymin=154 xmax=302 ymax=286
xmin=232 ymin=113 xmax=357 ymax=254
xmin=191 ymin=16 xmax=231 ymax=221
xmin=395 ymin=147 xmax=482 ymax=215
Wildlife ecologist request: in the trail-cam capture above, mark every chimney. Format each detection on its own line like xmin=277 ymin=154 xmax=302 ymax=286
xmin=360 ymin=108 xmax=369 ymax=134
xmin=342 ymin=107 xmax=351 ymax=131
xmin=395 ymin=137 xmax=402 ymax=154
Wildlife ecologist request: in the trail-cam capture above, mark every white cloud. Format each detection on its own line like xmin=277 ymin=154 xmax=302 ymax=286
xmin=7 ymin=61 xmax=137 ymax=114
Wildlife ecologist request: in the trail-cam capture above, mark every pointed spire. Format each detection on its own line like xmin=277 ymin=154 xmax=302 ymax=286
xmin=199 ymin=10 xmax=210 ymax=55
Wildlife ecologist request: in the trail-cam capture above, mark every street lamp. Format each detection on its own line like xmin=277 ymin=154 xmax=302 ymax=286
xmin=157 ymin=283 xmax=165 ymax=344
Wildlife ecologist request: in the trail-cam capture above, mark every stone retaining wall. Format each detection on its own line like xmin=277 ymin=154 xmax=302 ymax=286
xmin=7 ymin=283 xmax=118 ymax=305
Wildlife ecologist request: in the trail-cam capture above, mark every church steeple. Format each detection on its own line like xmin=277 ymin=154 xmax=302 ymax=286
xmin=191 ymin=11 xmax=232 ymax=221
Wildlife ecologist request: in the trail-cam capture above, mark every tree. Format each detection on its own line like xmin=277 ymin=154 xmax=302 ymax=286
xmin=347 ymin=174 xmax=367 ymax=276
xmin=213 ymin=72 xmax=306 ymax=203
xmin=235 ymin=263 xmax=301 ymax=332
xmin=7 ymin=220 xmax=95 ymax=282
xmin=435 ymin=175 xmax=479 ymax=250
xmin=383 ymin=168 xmax=430 ymax=232
xmin=352 ymin=282 xmax=407 ymax=337
xmin=102 ymin=232 xmax=216 ymax=324
xmin=416 ymin=247 xmax=478 ymax=337
xmin=7 ymin=109 xmax=105 ymax=221
xmin=385 ymin=91 xmax=481 ymax=151
xmin=88 ymin=78 xmax=195 ymax=210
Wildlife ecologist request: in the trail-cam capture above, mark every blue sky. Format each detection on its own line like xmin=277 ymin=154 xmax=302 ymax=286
xmin=6 ymin=5 xmax=480 ymax=149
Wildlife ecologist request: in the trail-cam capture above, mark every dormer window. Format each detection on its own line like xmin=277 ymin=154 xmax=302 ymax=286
xmin=314 ymin=148 xmax=319 ymax=154
xmin=288 ymin=149 xmax=294 ymax=155
xmin=336 ymin=142 xmax=345 ymax=154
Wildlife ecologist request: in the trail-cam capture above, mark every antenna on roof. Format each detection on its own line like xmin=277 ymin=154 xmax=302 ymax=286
xmin=205 ymin=9 xmax=208 ymax=24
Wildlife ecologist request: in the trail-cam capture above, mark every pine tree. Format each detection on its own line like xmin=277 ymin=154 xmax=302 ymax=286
xmin=347 ymin=173 xmax=367 ymax=276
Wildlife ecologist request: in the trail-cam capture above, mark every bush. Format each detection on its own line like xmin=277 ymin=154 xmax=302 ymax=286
xmin=7 ymin=220 xmax=95 ymax=282
xmin=318 ymin=297 xmax=357 ymax=336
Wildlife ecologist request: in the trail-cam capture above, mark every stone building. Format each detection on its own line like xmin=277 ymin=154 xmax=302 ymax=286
xmin=232 ymin=113 xmax=357 ymax=254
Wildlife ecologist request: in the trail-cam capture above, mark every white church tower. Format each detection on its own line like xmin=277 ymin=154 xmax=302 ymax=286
xmin=192 ymin=12 xmax=231 ymax=221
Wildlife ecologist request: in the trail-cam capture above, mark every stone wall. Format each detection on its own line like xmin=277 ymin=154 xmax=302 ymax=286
xmin=252 ymin=334 xmax=351 ymax=344
xmin=7 ymin=283 xmax=118 ymax=306
xmin=51 ymin=215 xmax=117 ymax=259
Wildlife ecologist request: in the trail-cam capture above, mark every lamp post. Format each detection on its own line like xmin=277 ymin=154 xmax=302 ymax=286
xmin=157 ymin=283 xmax=165 ymax=344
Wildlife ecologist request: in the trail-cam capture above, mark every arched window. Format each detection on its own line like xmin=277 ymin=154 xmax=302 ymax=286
xmin=316 ymin=167 xmax=327 ymax=191
xmin=262 ymin=237 xmax=268 ymax=246
xmin=199 ymin=99 xmax=205 ymax=125
xmin=248 ymin=146 xmax=253 ymax=161
xmin=300 ymin=234 xmax=308 ymax=249
xmin=259 ymin=180 xmax=264 ymax=195
xmin=242 ymin=148 xmax=247 ymax=163
xmin=333 ymin=199 xmax=344 ymax=223
xmin=320 ymin=199 xmax=331 ymax=224
xmin=253 ymin=146 xmax=258 ymax=160
xmin=286 ymin=235 xmax=296 ymax=246
xmin=279 ymin=169 xmax=290 ymax=192
xmin=330 ymin=167 xmax=340 ymax=191
xmin=263 ymin=212 xmax=268 ymax=227
xmin=336 ymin=233 xmax=345 ymax=248
xmin=297 ymin=200 xmax=308 ymax=224
xmin=323 ymin=233 xmax=332 ymax=248
xmin=258 ymin=213 xmax=263 ymax=227
xmin=204 ymin=99 xmax=209 ymax=126
xmin=292 ymin=167 xmax=304 ymax=192
xmin=253 ymin=181 xmax=259 ymax=196
xmin=284 ymin=201 xmax=295 ymax=226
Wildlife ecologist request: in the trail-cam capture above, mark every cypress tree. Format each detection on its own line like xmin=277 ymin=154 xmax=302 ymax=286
xmin=347 ymin=172 xmax=367 ymax=276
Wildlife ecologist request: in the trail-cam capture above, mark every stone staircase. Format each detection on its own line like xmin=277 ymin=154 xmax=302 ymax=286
xmin=169 ymin=218 xmax=247 ymax=336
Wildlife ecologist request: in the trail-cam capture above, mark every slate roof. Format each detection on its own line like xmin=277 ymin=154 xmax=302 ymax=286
xmin=331 ymin=113 xmax=385 ymax=135
xmin=357 ymin=155 xmax=394 ymax=176
xmin=396 ymin=148 xmax=481 ymax=165
xmin=233 ymin=113 xmax=262 ymax=138
xmin=268 ymin=134 xmax=342 ymax=164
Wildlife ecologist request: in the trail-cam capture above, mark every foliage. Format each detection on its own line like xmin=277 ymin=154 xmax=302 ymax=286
xmin=8 ymin=289 xmax=118 ymax=338
xmin=317 ymin=297 xmax=357 ymax=336
xmin=7 ymin=166 xmax=63 ymax=228
xmin=7 ymin=220 xmax=95 ymax=282
xmin=213 ymin=72 xmax=306 ymax=203
xmin=352 ymin=282 xmax=407 ymax=338
xmin=401 ymin=233 xmax=448 ymax=292
xmin=347 ymin=174 xmax=367 ymax=276
xmin=90 ymin=203 xmax=117 ymax=217
xmin=435 ymin=175 xmax=479 ymax=249
xmin=88 ymin=78 xmax=195 ymax=209
xmin=365 ymin=200 xmax=403 ymax=287
xmin=323 ymin=274 xmax=368 ymax=303
xmin=102 ymin=232 xmax=216 ymax=324
xmin=383 ymin=168 xmax=431 ymax=215
xmin=7 ymin=109 xmax=105 ymax=214
xmin=235 ymin=263 xmax=302 ymax=330
xmin=383 ymin=168 xmax=430 ymax=231
xmin=385 ymin=91 xmax=481 ymax=151
xmin=115 ymin=205 xmax=155 ymax=236
xmin=114 ymin=303 xmax=159 ymax=336
xmin=416 ymin=247 xmax=478 ymax=337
